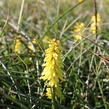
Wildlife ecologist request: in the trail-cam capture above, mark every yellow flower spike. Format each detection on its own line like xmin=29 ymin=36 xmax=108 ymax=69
xmin=90 ymin=14 xmax=101 ymax=34
xmin=42 ymin=36 xmax=51 ymax=43
xmin=15 ymin=39 xmax=22 ymax=53
xmin=91 ymin=14 xmax=101 ymax=24
xmin=41 ymin=39 xmax=64 ymax=100
xmin=74 ymin=22 xmax=85 ymax=33
xmin=78 ymin=0 xmax=84 ymax=3
xmin=74 ymin=34 xmax=82 ymax=41
xmin=73 ymin=22 xmax=85 ymax=41
xmin=32 ymin=38 xmax=37 ymax=44
xmin=46 ymin=85 xmax=64 ymax=101
xmin=46 ymin=87 xmax=52 ymax=99
xmin=28 ymin=38 xmax=37 ymax=52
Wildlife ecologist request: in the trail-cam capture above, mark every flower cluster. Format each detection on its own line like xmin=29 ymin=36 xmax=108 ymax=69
xmin=28 ymin=38 xmax=37 ymax=52
xmin=15 ymin=39 xmax=22 ymax=53
xmin=78 ymin=0 xmax=84 ymax=3
xmin=73 ymin=22 xmax=85 ymax=41
xmin=46 ymin=85 xmax=63 ymax=100
xmin=90 ymin=13 xmax=101 ymax=34
xmin=41 ymin=39 xmax=64 ymax=100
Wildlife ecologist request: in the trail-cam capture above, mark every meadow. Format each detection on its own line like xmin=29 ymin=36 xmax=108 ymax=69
xmin=0 ymin=0 xmax=109 ymax=109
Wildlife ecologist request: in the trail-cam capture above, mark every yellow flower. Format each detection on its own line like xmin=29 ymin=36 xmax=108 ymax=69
xmin=42 ymin=36 xmax=51 ymax=43
xmin=15 ymin=39 xmax=22 ymax=53
xmin=78 ymin=0 xmax=84 ymax=3
xmin=32 ymin=38 xmax=37 ymax=44
xmin=46 ymin=85 xmax=64 ymax=101
xmin=28 ymin=38 xmax=37 ymax=52
xmin=74 ymin=34 xmax=82 ymax=40
xmin=91 ymin=14 xmax=101 ymax=23
xmin=41 ymin=39 xmax=64 ymax=100
xmin=90 ymin=14 xmax=101 ymax=34
xmin=73 ymin=22 xmax=85 ymax=41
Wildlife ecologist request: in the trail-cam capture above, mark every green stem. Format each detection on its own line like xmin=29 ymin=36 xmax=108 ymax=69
xmin=52 ymin=87 xmax=55 ymax=109
xmin=97 ymin=81 xmax=107 ymax=109
xmin=78 ymin=42 xmax=84 ymax=74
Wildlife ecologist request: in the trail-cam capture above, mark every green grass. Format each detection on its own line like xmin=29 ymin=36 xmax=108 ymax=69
xmin=0 ymin=0 xmax=109 ymax=109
